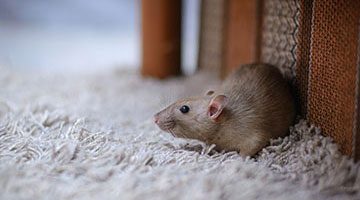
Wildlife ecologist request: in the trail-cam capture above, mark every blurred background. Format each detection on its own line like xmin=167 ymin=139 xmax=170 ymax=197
xmin=0 ymin=0 xmax=200 ymax=74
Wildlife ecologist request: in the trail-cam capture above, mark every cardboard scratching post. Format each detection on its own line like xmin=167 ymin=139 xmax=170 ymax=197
xmin=307 ymin=0 xmax=360 ymax=156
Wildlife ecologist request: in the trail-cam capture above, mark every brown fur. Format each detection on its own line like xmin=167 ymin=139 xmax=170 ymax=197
xmin=154 ymin=63 xmax=296 ymax=156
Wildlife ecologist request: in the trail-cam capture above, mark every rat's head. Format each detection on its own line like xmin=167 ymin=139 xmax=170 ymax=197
xmin=154 ymin=91 xmax=228 ymax=141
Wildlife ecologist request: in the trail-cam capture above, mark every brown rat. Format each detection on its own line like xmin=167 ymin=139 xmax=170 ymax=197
xmin=154 ymin=63 xmax=296 ymax=156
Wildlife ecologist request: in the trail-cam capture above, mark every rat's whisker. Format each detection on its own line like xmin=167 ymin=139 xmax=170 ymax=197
xmin=177 ymin=130 xmax=187 ymax=139
xmin=168 ymin=129 xmax=175 ymax=137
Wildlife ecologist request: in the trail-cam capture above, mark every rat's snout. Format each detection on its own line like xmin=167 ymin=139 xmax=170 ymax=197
xmin=154 ymin=113 xmax=160 ymax=124
xmin=153 ymin=109 xmax=176 ymax=131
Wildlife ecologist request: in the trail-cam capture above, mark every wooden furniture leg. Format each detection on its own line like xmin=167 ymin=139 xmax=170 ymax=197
xmin=141 ymin=0 xmax=182 ymax=79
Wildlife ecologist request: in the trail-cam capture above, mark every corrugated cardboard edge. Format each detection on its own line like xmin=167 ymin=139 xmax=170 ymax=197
xmin=353 ymin=26 xmax=360 ymax=160
xmin=294 ymin=0 xmax=313 ymax=117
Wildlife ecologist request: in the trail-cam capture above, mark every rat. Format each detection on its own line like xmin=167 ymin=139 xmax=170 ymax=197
xmin=154 ymin=63 xmax=296 ymax=156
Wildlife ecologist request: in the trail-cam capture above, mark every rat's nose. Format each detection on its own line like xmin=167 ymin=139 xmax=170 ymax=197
xmin=154 ymin=114 xmax=160 ymax=124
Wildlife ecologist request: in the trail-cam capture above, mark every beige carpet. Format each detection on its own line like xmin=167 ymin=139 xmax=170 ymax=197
xmin=0 ymin=66 xmax=359 ymax=200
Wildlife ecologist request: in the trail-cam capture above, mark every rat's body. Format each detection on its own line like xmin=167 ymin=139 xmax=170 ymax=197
xmin=154 ymin=63 xmax=296 ymax=156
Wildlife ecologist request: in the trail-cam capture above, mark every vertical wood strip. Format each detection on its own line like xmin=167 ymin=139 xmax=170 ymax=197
xmin=222 ymin=0 xmax=262 ymax=77
xmin=141 ymin=0 xmax=182 ymax=78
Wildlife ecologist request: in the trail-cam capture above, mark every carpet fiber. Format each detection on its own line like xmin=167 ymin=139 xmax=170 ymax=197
xmin=0 ymin=67 xmax=359 ymax=200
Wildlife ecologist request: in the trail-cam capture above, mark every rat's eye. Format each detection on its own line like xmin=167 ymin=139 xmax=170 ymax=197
xmin=180 ymin=105 xmax=190 ymax=114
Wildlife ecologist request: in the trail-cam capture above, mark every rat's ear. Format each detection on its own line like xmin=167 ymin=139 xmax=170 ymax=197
xmin=207 ymin=95 xmax=228 ymax=122
xmin=205 ymin=90 xmax=215 ymax=96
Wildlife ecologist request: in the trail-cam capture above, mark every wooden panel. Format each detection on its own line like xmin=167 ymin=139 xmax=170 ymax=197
xmin=307 ymin=0 xmax=360 ymax=155
xmin=141 ymin=0 xmax=182 ymax=79
xmin=223 ymin=0 xmax=262 ymax=77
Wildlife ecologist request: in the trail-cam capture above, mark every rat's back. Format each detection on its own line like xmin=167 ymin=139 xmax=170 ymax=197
xmin=217 ymin=63 xmax=296 ymax=155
